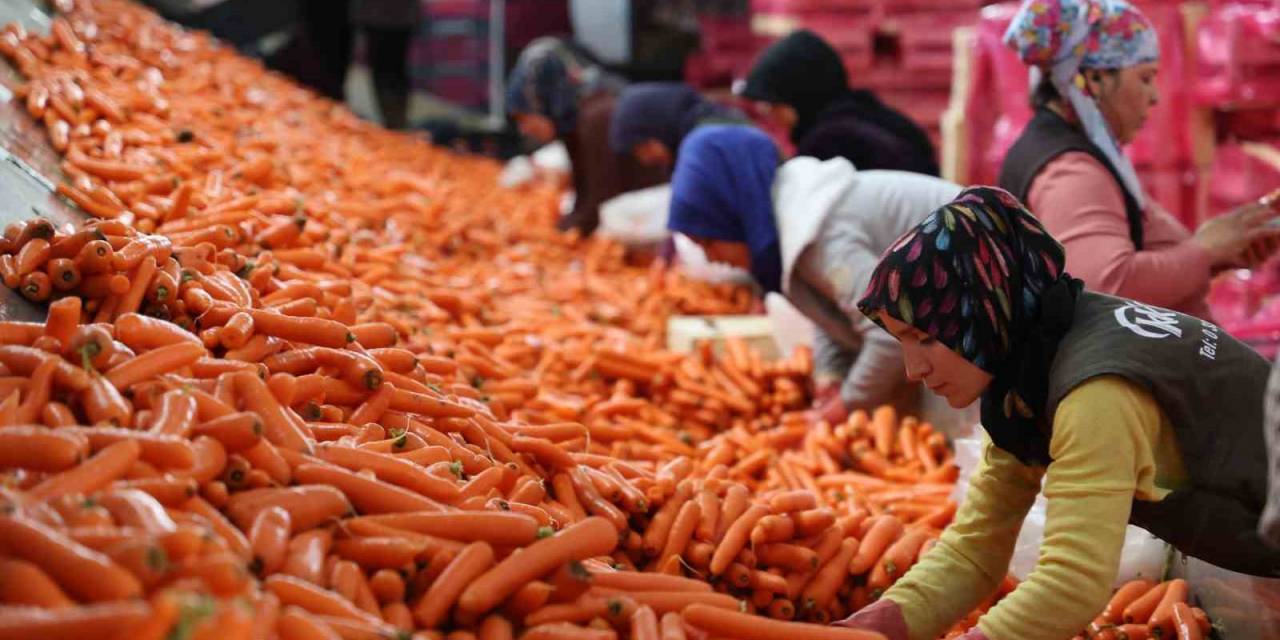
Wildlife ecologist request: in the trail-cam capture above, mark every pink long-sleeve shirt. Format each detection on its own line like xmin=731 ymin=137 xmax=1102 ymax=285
xmin=1026 ymin=152 xmax=1213 ymax=319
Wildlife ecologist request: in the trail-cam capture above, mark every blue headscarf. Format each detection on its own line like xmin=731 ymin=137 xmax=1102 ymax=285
xmin=667 ymin=125 xmax=783 ymax=292
xmin=505 ymin=38 xmax=622 ymax=137
xmin=608 ymin=83 xmax=743 ymax=155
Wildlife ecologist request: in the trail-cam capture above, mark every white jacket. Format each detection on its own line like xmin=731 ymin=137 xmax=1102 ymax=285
xmin=773 ymin=157 xmax=962 ymax=409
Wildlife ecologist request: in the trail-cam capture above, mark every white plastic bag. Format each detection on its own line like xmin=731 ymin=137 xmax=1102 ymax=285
xmin=531 ymin=141 xmax=570 ymax=175
xmin=499 ymin=156 xmax=536 ymax=189
xmin=672 ymin=234 xmax=753 ymax=285
xmin=598 ymin=184 xmax=672 ymax=245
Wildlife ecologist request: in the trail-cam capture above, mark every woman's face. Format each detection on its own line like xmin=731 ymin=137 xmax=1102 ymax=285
xmin=692 ymin=237 xmax=751 ymax=270
xmin=633 ymin=140 xmax=673 ymax=168
xmin=1085 ymin=62 xmax=1160 ymax=145
xmin=879 ymin=315 xmax=993 ymax=408
xmin=514 ymin=113 xmax=556 ymax=145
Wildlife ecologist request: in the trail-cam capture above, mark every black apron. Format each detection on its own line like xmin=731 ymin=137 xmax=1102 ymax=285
xmin=991 ymin=291 xmax=1279 ymax=576
xmin=999 ymin=108 xmax=1145 ymax=251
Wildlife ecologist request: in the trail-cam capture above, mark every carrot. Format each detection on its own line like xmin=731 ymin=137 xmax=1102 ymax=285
xmin=115 ymin=312 xmax=202 ymax=351
xmin=801 ymin=537 xmax=860 ymax=612
xmin=249 ymin=309 xmax=352 ymax=348
xmin=710 ymin=504 xmax=767 ymax=576
xmin=248 ymin=505 xmax=292 ymax=576
xmin=750 ymin=514 xmax=795 ymax=545
xmin=184 ymin=495 xmax=252 ymax=560
xmin=1102 ymin=579 xmax=1155 ymax=624
xmin=848 ymin=516 xmax=903 ymax=575
xmin=62 ymin=426 xmax=195 ymax=469
xmin=414 ymin=542 xmax=494 ymax=627
xmin=519 ymin=623 xmax=618 ymax=640
xmin=192 ymin=412 xmax=263 ymax=452
xmin=96 ymin=488 xmax=177 ymax=534
xmin=480 ymin=614 xmax=516 ymax=640
xmin=715 ymin=483 xmax=749 ymax=542
xmin=283 ymin=529 xmax=333 ymax=585
xmin=866 ymin=528 xmax=929 ymax=592
xmin=657 ymin=499 xmax=701 ymax=567
xmin=1116 ymin=624 xmax=1151 ymax=640
xmin=28 ymin=439 xmax=142 ymax=501
xmin=1171 ymin=602 xmax=1201 ymax=640
xmin=277 ymin=606 xmax=342 ymax=640
xmin=755 ymin=543 xmax=819 ymax=573
xmin=105 ymin=340 xmax=205 ymax=390
xmin=0 ymin=515 xmax=143 ymax=602
xmin=264 ymin=574 xmax=386 ymax=627
xmin=768 ymin=490 xmax=818 ymax=513
xmin=317 ymin=443 xmax=462 ymax=503
xmin=0 ymin=557 xmax=74 ymax=608
xmin=630 ymin=605 xmax=660 ymax=640
xmin=458 ymin=517 xmax=618 ymax=615
xmin=0 ymin=600 xmax=151 ymax=640
xmin=333 ymin=536 xmax=426 ymax=569
xmin=369 ymin=568 xmax=406 ymax=604
xmin=115 ymin=255 xmax=157 ymax=317
xmin=0 ymin=426 xmax=89 ymax=471
xmin=659 ymin=612 xmax=687 ymax=640
xmin=291 ymin=462 xmax=443 ymax=514
xmin=231 ymin=371 xmax=311 ymax=452
xmin=1148 ymin=579 xmax=1189 ymax=637
xmin=1123 ymin=580 xmax=1171 ymax=624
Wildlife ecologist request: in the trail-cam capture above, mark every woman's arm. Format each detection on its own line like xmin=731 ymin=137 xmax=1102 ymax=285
xmin=1027 ymin=152 xmax=1212 ymax=308
xmin=972 ymin=376 xmax=1160 ymax=640
xmin=881 ymin=438 xmax=1043 ymax=640
xmin=812 ymin=327 xmax=855 ymax=389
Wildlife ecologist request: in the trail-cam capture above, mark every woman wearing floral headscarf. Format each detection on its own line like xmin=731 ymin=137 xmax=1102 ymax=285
xmin=999 ymin=0 xmax=1275 ymax=319
xmin=505 ymin=38 xmax=667 ymax=234
xmin=835 ymin=187 xmax=1280 ymax=640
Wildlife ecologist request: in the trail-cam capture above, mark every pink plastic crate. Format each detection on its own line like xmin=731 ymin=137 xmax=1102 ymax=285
xmin=699 ymin=15 xmax=756 ymax=52
xmin=750 ymin=0 xmax=878 ymax=13
xmin=1219 ymin=108 xmax=1280 ymax=139
xmin=1196 ymin=5 xmax=1280 ymax=107
xmin=809 ymin=22 xmax=874 ymax=54
xmin=881 ymin=0 xmax=985 ymax=13
xmin=1207 ymin=142 xmax=1280 ymax=216
xmin=422 ymin=0 xmax=489 ymax=19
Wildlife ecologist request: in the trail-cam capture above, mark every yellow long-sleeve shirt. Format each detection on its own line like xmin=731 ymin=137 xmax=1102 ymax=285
xmin=883 ymin=375 xmax=1189 ymax=640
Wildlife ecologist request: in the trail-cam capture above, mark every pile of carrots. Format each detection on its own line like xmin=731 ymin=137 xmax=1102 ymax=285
xmin=1073 ymin=579 xmax=1212 ymax=640
xmin=0 ymin=2 xmax=1215 ymax=639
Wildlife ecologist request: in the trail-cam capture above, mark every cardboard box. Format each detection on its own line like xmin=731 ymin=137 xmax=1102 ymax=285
xmin=666 ymin=315 xmax=781 ymax=361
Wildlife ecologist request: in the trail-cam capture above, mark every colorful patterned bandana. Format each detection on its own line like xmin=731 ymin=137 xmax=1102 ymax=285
xmin=505 ymin=38 xmax=622 ymax=137
xmin=1004 ymin=0 xmax=1159 ymax=209
xmin=857 ymin=187 xmax=1080 ymax=464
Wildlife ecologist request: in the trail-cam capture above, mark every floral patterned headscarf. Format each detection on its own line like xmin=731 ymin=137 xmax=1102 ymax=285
xmin=1004 ymin=0 xmax=1160 ymax=209
xmin=857 ymin=187 xmax=1081 ymax=464
xmin=505 ymin=38 xmax=623 ymax=137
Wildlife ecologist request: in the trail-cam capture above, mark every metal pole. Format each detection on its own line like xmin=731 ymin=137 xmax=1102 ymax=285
xmin=488 ymin=0 xmax=505 ymax=129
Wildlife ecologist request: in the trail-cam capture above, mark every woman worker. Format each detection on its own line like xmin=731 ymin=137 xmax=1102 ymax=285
xmin=998 ymin=0 xmax=1273 ymax=318
xmin=608 ymin=82 xmax=746 ymax=171
xmin=739 ymin=30 xmax=938 ymax=176
xmin=505 ymin=38 xmax=667 ymax=234
xmin=666 ymin=124 xmax=961 ymax=424
xmin=837 ymin=186 xmax=1280 ymax=640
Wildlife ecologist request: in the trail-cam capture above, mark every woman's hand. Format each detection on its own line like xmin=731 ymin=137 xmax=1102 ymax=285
xmin=832 ymin=600 xmax=910 ymax=640
xmin=811 ymin=383 xmax=848 ymax=425
xmin=1194 ymin=199 xmax=1279 ymax=268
